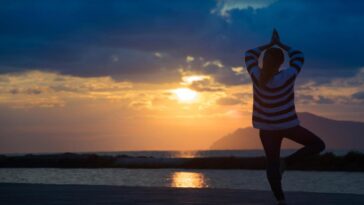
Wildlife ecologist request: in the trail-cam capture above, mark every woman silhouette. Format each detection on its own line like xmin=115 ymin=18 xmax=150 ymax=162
xmin=244 ymin=29 xmax=325 ymax=205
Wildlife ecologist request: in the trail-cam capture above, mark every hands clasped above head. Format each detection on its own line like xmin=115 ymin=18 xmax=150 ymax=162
xmin=267 ymin=28 xmax=290 ymax=51
xmin=271 ymin=28 xmax=280 ymax=45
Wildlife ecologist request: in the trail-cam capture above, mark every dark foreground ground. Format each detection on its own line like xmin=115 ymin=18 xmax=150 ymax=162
xmin=0 ymin=183 xmax=364 ymax=205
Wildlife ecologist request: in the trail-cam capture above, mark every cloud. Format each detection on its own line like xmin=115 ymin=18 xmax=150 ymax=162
xmin=294 ymin=67 xmax=364 ymax=105
xmin=316 ymin=96 xmax=335 ymax=104
xmin=213 ymin=0 xmax=279 ymax=17
xmin=9 ymin=88 xmax=43 ymax=95
xmin=0 ymin=0 xmax=363 ymax=86
xmin=216 ymin=97 xmax=241 ymax=105
xmin=188 ymin=79 xmax=225 ymax=92
xmin=352 ymin=91 xmax=364 ymax=100
xmin=0 ymin=70 xmax=134 ymax=108
xmin=297 ymin=94 xmax=336 ymax=104
xmin=181 ymin=55 xmax=251 ymax=86
xmin=0 ymin=1 xmax=218 ymax=82
xmin=216 ymin=92 xmax=252 ymax=106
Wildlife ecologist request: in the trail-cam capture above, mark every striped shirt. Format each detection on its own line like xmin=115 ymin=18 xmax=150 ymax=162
xmin=244 ymin=46 xmax=304 ymax=130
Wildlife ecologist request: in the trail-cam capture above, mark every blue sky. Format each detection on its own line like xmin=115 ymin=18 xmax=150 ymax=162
xmin=0 ymin=0 xmax=363 ymax=83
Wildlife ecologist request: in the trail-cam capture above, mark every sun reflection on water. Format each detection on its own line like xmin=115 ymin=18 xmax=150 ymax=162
xmin=171 ymin=171 xmax=208 ymax=188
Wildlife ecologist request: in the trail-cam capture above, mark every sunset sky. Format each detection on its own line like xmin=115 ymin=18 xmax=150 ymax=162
xmin=0 ymin=0 xmax=364 ymax=153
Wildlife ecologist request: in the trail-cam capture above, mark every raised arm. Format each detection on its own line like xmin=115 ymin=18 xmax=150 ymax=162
xmin=244 ymin=42 xmax=273 ymax=74
xmin=277 ymin=41 xmax=305 ymax=74
xmin=245 ymin=29 xmax=304 ymax=75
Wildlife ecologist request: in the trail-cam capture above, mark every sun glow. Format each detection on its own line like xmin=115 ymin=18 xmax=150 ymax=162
xmin=171 ymin=172 xmax=207 ymax=188
xmin=172 ymin=88 xmax=198 ymax=102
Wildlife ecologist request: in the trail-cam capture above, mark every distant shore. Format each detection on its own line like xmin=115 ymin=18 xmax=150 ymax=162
xmin=1 ymin=151 xmax=364 ymax=171
xmin=1 ymin=183 xmax=364 ymax=205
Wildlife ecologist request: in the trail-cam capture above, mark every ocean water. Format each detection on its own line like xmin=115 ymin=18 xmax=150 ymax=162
xmin=0 ymin=168 xmax=363 ymax=195
xmin=1 ymin=150 xmax=363 ymax=195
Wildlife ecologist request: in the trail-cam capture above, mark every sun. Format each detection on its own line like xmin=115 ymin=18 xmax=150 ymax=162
xmin=172 ymin=88 xmax=198 ymax=102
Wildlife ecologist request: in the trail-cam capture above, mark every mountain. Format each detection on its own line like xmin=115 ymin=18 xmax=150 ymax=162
xmin=210 ymin=112 xmax=364 ymax=150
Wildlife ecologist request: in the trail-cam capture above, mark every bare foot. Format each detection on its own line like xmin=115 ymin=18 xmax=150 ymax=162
xmin=277 ymin=199 xmax=287 ymax=205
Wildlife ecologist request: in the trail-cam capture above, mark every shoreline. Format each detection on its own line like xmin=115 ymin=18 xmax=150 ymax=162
xmin=1 ymin=183 xmax=364 ymax=205
xmin=1 ymin=151 xmax=364 ymax=171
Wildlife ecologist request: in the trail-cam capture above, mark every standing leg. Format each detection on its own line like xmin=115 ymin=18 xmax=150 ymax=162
xmin=259 ymin=130 xmax=285 ymax=201
xmin=284 ymin=125 xmax=326 ymax=166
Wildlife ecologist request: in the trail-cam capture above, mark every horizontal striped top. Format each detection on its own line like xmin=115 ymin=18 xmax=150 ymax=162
xmin=244 ymin=46 xmax=304 ymax=130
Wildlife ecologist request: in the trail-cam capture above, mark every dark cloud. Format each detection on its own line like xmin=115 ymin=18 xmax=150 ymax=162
xmin=216 ymin=97 xmax=241 ymax=106
xmin=8 ymin=88 xmax=42 ymax=95
xmin=0 ymin=0 xmax=363 ymax=85
xmin=184 ymin=58 xmax=250 ymax=86
xmin=352 ymin=91 xmax=364 ymax=100
xmin=297 ymin=94 xmax=314 ymax=104
xmin=297 ymin=94 xmax=336 ymax=105
xmin=233 ymin=92 xmax=251 ymax=99
xmin=9 ymin=88 xmax=19 ymax=95
xmin=49 ymin=85 xmax=83 ymax=93
xmin=316 ymin=96 xmax=335 ymax=104
xmin=188 ymin=79 xmax=225 ymax=92
xmin=0 ymin=0 xmax=219 ymax=82
xmin=216 ymin=92 xmax=252 ymax=106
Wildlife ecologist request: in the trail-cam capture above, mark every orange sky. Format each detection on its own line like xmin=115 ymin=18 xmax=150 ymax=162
xmin=0 ymin=66 xmax=363 ymax=153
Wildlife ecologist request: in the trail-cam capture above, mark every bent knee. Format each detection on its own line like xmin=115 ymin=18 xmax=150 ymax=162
xmin=316 ymin=139 xmax=326 ymax=153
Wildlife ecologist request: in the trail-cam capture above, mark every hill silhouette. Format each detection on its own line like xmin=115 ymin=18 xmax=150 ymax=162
xmin=210 ymin=112 xmax=364 ymax=150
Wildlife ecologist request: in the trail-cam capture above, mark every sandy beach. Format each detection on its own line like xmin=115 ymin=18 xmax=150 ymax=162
xmin=1 ymin=183 xmax=363 ymax=205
